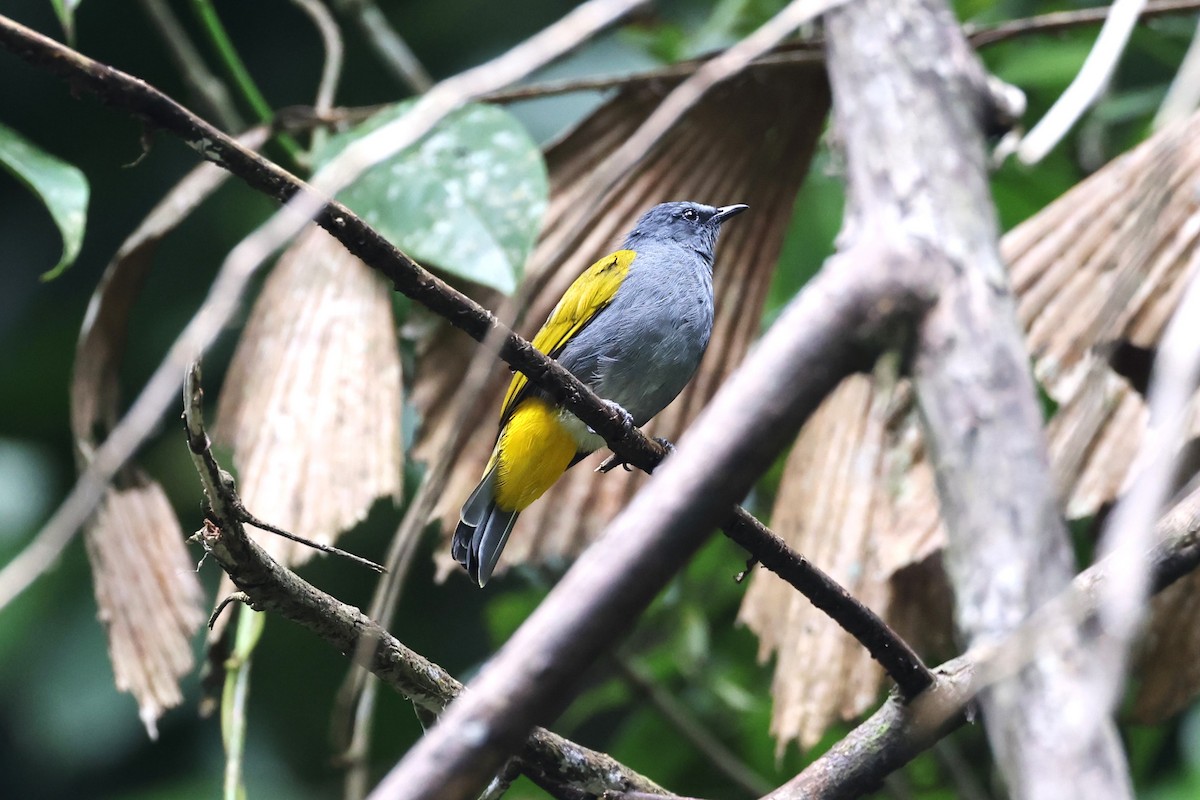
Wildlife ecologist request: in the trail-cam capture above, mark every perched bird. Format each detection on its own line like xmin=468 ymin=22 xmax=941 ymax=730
xmin=453 ymin=201 xmax=749 ymax=586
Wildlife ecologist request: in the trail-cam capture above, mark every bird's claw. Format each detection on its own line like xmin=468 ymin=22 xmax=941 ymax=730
xmin=596 ymin=436 xmax=676 ymax=474
xmin=596 ymin=455 xmax=632 ymax=473
xmin=587 ymin=400 xmax=635 ymax=436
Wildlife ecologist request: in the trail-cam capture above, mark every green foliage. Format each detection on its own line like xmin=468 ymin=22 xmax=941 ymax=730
xmin=313 ymin=102 xmax=548 ymax=295
xmin=0 ymin=121 xmax=88 ymax=280
xmin=8 ymin=1 xmax=1200 ymax=798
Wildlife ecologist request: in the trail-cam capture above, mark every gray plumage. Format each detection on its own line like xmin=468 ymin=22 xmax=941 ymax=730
xmin=453 ymin=201 xmax=748 ymax=586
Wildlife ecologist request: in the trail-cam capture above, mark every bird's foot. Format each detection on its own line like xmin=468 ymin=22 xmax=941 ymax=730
xmin=587 ymin=400 xmax=634 ymax=436
xmin=652 ymin=436 xmax=676 ymax=456
xmin=596 ymin=436 xmax=676 ymax=474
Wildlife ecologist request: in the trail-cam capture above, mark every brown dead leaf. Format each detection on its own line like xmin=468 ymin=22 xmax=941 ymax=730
xmin=84 ymin=479 xmax=204 ymax=738
xmin=213 ymin=226 xmax=404 ymax=566
xmin=411 ymin=61 xmax=832 ymax=582
xmin=70 ymin=143 xmax=262 ymax=735
xmin=740 ymin=113 xmax=1200 ymax=751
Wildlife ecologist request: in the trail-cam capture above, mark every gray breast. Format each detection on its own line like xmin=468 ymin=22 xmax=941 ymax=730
xmin=557 ymin=246 xmax=715 ymax=425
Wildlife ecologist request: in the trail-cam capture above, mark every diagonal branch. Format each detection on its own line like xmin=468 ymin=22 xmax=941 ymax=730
xmin=767 ymin=481 xmax=1200 ymax=800
xmin=823 ymin=0 xmax=1131 ymax=795
xmin=0 ymin=12 xmax=935 ymax=706
xmin=365 ymin=246 xmax=935 ymax=800
xmin=181 ymin=364 xmax=668 ymax=799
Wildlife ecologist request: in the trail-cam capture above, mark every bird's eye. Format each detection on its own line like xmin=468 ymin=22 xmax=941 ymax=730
xmin=682 ymin=208 xmax=699 ymax=221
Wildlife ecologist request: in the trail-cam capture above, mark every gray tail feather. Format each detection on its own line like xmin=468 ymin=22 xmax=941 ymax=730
xmin=453 ymin=467 xmax=519 ymax=587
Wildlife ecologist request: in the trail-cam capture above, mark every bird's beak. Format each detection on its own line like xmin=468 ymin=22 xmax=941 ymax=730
xmin=715 ymin=204 xmax=749 ymax=223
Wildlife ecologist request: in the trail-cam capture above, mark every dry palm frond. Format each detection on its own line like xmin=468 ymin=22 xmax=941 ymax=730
xmin=412 ymin=60 xmax=832 ymax=582
xmin=84 ymin=478 xmax=204 ymax=738
xmin=213 ymin=226 xmax=404 ymax=567
xmin=740 ymin=112 xmax=1200 ymax=751
xmin=69 ymin=154 xmax=245 ymax=736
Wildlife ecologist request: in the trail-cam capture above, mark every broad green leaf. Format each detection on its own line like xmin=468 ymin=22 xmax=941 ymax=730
xmin=0 ymin=122 xmax=89 ymax=280
xmin=314 ymin=102 xmax=548 ymax=295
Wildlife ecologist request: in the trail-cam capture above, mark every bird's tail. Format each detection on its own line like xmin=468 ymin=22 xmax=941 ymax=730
xmin=452 ymin=466 xmax=519 ymax=587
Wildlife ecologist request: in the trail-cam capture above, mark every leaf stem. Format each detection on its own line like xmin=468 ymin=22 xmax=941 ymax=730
xmin=190 ymin=0 xmax=304 ymax=166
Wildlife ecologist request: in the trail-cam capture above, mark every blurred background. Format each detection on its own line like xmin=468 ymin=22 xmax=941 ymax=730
xmin=3 ymin=0 xmax=1200 ymax=797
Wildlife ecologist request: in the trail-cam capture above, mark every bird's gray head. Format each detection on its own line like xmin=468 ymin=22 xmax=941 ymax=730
xmin=623 ymin=201 xmax=748 ymax=262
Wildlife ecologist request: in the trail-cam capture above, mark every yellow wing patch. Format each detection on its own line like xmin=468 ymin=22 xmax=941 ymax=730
xmin=497 ymin=249 xmax=635 ymax=424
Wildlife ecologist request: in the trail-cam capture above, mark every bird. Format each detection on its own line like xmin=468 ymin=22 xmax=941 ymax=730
xmin=452 ymin=201 xmax=749 ymax=586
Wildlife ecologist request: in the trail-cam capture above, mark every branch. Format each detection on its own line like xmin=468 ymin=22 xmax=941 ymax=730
xmin=332 ymin=0 xmax=434 ymax=93
xmin=180 ymin=364 xmax=668 ymax=799
xmin=0 ymin=1 xmax=641 ymax=610
xmin=823 ymin=0 xmax=1131 ymax=795
xmin=480 ymin=1 xmax=1200 ymax=104
xmin=0 ymin=11 xmax=935 ymax=710
xmin=1016 ymin=0 xmax=1148 ymax=164
xmin=365 ymin=244 xmax=933 ymax=800
xmin=137 ymin=0 xmax=244 ymax=131
xmin=1085 ymin=202 xmax=1200 ymax=724
xmin=768 ymin=481 xmax=1200 ymax=799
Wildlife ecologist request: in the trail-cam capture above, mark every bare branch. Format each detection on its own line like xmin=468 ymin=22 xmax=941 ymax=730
xmin=966 ymin=0 xmax=1200 ymax=48
xmin=822 ymin=0 xmax=1131 ymax=794
xmin=181 ymin=363 xmax=669 ymax=799
xmin=480 ymin=1 xmax=1200 ymax=105
xmin=769 ymin=483 xmax=1200 ymax=799
xmin=332 ymin=0 xmax=434 ymax=93
xmin=364 ymin=244 xmax=933 ymax=800
xmin=1017 ymin=0 xmax=1148 ymax=164
xmin=0 ymin=12 xmax=935 ymax=713
xmin=289 ymin=0 xmax=344 ymax=140
xmin=137 ymin=0 xmax=245 ymax=130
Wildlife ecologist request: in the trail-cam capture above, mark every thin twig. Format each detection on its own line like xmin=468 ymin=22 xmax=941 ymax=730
xmin=138 ymin=0 xmax=245 ymax=130
xmin=965 ymin=0 xmax=1200 ymax=48
xmin=289 ymin=0 xmax=344 ymax=156
xmin=181 ymin=362 xmax=668 ymax=798
xmin=332 ymin=0 xmax=434 ymax=93
xmin=1154 ymin=13 xmax=1200 ymax=129
xmin=723 ymin=505 xmax=934 ymax=699
xmin=1017 ymin=0 xmax=1149 ymax=164
xmin=208 ymin=590 xmax=253 ymax=629
xmin=480 ymin=0 xmax=1200 ymax=106
xmin=189 ymin=0 xmax=305 ymax=163
xmin=232 ymin=496 xmax=385 ymax=573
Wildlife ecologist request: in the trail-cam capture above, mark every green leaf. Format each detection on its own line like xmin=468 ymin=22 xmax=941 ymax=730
xmin=314 ymin=102 xmax=548 ymax=295
xmin=50 ymin=0 xmax=83 ymax=42
xmin=0 ymin=122 xmax=89 ymax=280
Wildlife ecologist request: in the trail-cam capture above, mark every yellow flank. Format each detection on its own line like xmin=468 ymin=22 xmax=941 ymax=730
xmin=498 ymin=249 xmax=635 ymax=423
xmin=492 ymin=398 xmax=578 ymax=512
